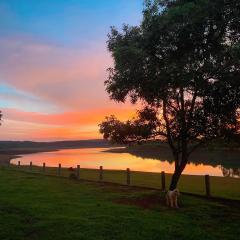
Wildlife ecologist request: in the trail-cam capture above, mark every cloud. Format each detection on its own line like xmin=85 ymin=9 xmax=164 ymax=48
xmin=0 ymin=1 xmax=143 ymax=141
xmin=0 ymin=36 xmax=115 ymax=111
xmin=0 ymin=36 xmax=137 ymax=140
xmin=3 ymin=107 xmax=136 ymax=126
xmin=1 ymin=107 xmax=136 ymax=141
xmin=0 ymin=119 xmax=100 ymax=141
xmin=0 ymin=83 xmax=59 ymax=112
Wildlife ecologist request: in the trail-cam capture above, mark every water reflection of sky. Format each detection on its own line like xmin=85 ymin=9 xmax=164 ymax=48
xmin=11 ymin=147 xmax=239 ymax=177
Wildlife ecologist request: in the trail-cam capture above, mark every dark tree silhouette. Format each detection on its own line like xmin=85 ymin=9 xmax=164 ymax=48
xmin=99 ymin=108 xmax=159 ymax=144
xmin=100 ymin=0 xmax=240 ymax=190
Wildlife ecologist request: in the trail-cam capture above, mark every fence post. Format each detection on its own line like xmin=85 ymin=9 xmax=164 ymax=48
xmin=77 ymin=165 xmax=80 ymax=180
xmin=58 ymin=164 xmax=61 ymax=176
xmin=126 ymin=168 xmax=130 ymax=185
xmin=30 ymin=161 xmax=32 ymax=171
xmin=18 ymin=161 xmax=20 ymax=168
xmin=161 ymin=171 xmax=166 ymax=191
xmin=43 ymin=162 xmax=46 ymax=172
xmin=205 ymin=174 xmax=211 ymax=197
xmin=99 ymin=166 xmax=103 ymax=181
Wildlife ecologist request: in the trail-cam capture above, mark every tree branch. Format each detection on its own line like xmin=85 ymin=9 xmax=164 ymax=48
xmin=187 ymin=88 xmax=198 ymax=130
xmin=163 ymin=99 xmax=178 ymax=157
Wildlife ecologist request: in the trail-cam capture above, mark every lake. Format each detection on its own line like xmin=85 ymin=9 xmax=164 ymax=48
xmin=11 ymin=147 xmax=240 ymax=177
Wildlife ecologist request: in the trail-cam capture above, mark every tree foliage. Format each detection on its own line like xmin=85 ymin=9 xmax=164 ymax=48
xmin=99 ymin=107 xmax=160 ymax=144
xmin=100 ymin=0 xmax=240 ymax=189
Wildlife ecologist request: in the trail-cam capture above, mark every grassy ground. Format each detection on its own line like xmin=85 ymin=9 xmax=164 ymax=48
xmin=0 ymin=167 xmax=240 ymax=240
xmin=10 ymin=164 xmax=240 ymax=200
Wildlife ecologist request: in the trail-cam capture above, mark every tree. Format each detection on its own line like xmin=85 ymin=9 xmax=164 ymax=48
xmin=100 ymin=0 xmax=240 ymax=190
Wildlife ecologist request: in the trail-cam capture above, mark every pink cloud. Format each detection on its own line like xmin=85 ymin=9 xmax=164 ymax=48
xmin=0 ymin=36 xmax=117 ymax=111
xmin=0 ymin=36 xmax=138 ymax=140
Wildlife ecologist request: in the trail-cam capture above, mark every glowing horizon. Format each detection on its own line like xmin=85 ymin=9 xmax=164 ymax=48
xmin=0 ymin=0 xmax=143 ymax=141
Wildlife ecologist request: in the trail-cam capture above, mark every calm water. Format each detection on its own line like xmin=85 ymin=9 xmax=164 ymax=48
xmin=11 ymin=147 xmax=240 ymax=177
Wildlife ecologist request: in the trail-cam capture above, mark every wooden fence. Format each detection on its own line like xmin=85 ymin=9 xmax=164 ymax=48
xmin=8 ymin=161 xmax=213 ymax=197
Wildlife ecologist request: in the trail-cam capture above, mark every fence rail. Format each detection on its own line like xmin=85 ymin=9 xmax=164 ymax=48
xmin=6 ymin=161 xmax=240 ymax=200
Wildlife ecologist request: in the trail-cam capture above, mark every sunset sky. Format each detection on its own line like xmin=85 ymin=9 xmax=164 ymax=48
xmin=0 ymin=0 xmax=143 ymax=141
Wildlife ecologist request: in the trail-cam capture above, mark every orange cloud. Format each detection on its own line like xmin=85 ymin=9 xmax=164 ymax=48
xmin=0 ymin=119 xmax=101 ymax=141
xmin=3 ymin=107 xmax=136 ymax=126
xmin=30 ymin=127 xmax=101 ymax=141
xmin=0 ymin=107 xmax=137 ymax=141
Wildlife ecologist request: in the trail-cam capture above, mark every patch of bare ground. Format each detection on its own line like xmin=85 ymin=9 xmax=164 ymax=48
xmin=114 ymin=191 xmax=240 ymax=211
xmin=114 ymin=192 xmax=166 ymax=209
xmin=83 ymin=180 xmax=154 ymax=193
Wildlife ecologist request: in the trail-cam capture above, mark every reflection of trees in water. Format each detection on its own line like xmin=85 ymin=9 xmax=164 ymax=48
xmin=221 ymin=167 xmax=240 ymax=177
xmin=106 ymin=145 xmax=240 ymax=176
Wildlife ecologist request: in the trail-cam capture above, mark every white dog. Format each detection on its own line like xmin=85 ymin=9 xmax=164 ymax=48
xmin=166 ymin=189 xmax=180 ymax=208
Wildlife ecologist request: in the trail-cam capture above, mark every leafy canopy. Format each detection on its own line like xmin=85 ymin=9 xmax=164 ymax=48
xmin=102 ymin=0 xmax=240 ymax=151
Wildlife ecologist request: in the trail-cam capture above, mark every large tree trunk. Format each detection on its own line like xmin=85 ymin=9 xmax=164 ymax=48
xmin=169 ymin=156 xmax=188 ymax=190
xmin=168 ymin=87 xmax=189 ymax=190
xmin=169 ymin=168 xmax=183 ymax=190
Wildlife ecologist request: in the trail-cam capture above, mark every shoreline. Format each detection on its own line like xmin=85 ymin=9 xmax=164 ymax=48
xmin=0 ymin=148 xmax=59 ymax=166
xmin=1 ymin=143 xmax=240 ymax=179
xmin=0 ymin=144 xmax=113 ymax=166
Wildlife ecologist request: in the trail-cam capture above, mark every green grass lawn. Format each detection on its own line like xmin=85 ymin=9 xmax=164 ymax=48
xmin=10 ymin=164 xmax=240 ymax=200
xmin=0 ymin=167 xmax=239 ymax=240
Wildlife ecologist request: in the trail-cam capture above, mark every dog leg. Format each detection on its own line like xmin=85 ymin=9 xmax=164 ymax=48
xmin=174 ymin=197 xmax=179 ymax=208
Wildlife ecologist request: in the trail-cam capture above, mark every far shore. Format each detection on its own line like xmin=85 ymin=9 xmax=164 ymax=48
xmin=0 ymin=148 xmax=59 ymax=166
xmin=0 ymin=139 xmax=112 ymax=166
